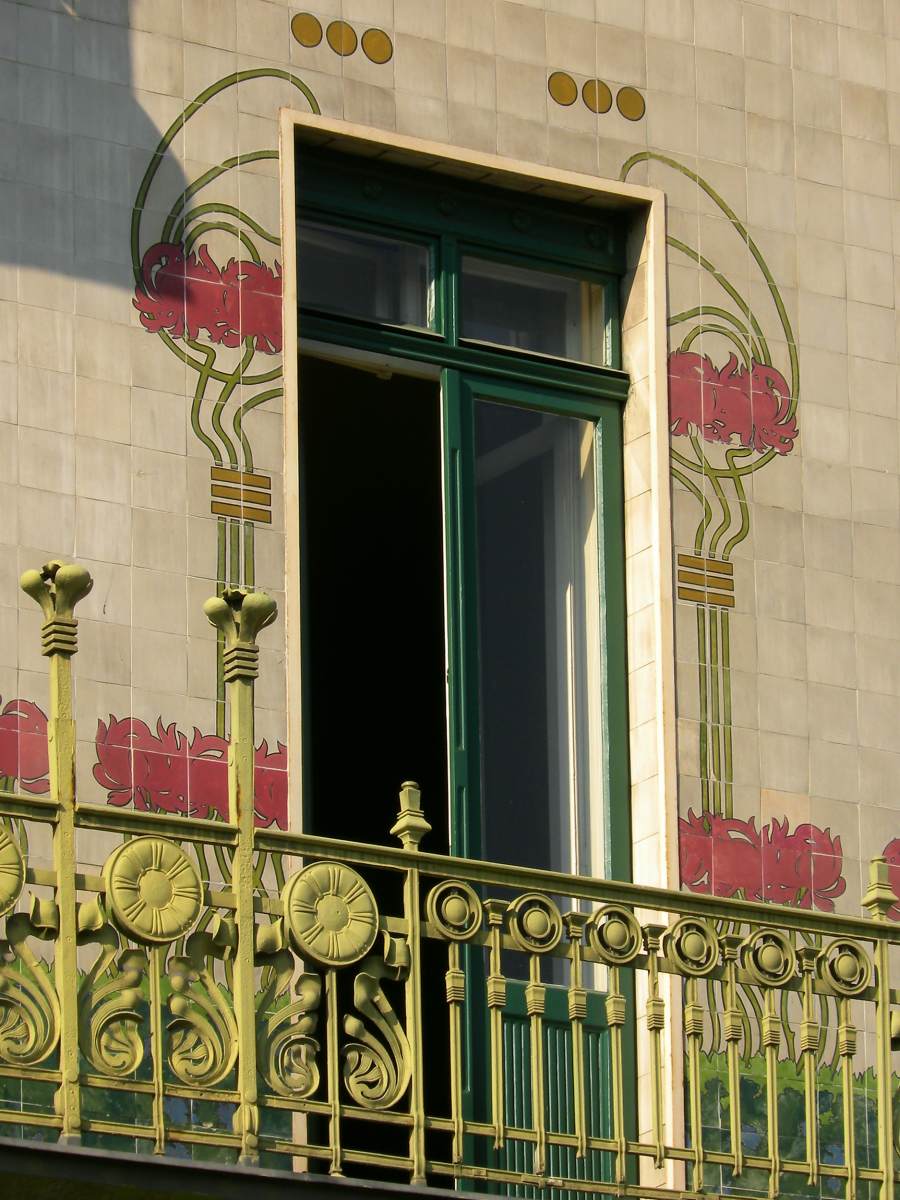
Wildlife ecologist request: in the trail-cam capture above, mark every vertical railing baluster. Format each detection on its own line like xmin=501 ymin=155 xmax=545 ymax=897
xmin=21 ymin=561 xmax=93 ymax=1146
xmin=643 ymin=925 xmax=666 ymax=1170
xmin=564 ymin=913 xmax=589 ymax=1161
xmin=204 ymin=587 xmax=277 ymax=1165
xmin=798 ymin=946 xmax=821 ymax=1187
xmin=762 ymin=986 xmax=782 ymax=1199
xmin=325 ymin=967 xmax=343 ymax=1175
xmin=391 ymin=781 xmax=431 ymax=1185
xmin=445 ymin=939 xmax=465 ymax=1163
xmin=149 ymin=944 xmax=166 ymax=1150
xmin=863 ymin=858 xmax=895 ymax=1200
xmin=837 ymin=996 xmax=857 ymax=1200
xmin=525 ymin=950 xmax=547 ymax=1177
xmin=484 ymin=899 xmax=507 ymax=1150
xmin=722 ymin=935 xmax=744 ymax=1179
xmin=684 ymin=976 xmax=705 ymax=1193
xmin=606 ymin=964 xmax=627 ymax=1186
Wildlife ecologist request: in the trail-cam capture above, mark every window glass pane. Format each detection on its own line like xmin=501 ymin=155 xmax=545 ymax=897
xmin=475 ymin=399 xmax=604 ymax=882
xmin=298 ymin=220 xmax=431 ymax=328
xmin=461 ymin=256 xmax=606 ymax=364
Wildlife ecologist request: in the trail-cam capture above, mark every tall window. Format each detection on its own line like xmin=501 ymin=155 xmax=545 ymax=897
xmin=295 ymin=146 xmax=630 ymax=884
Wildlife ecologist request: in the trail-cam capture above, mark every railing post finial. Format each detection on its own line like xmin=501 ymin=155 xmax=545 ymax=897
xmin=20 ymin=559 xmax=93 ymax=657
xmin=391 ymin=781 xmax=431 ymax=851
xmin=862 ymin=857 xmax=895 ymax=922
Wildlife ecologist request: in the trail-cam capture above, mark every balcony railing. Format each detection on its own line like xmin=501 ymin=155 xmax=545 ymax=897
xmin=0 ymin=561 xmax=898 ymax=1199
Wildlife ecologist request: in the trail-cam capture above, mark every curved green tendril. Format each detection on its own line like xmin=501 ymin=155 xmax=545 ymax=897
xmin=670 ymin=305 xmax=757 ymax=355
xmin=132 ymin=68 xmax=319 ymax=283
xmin=184 ymin=220 xmax=262 ymax=264
xmin=189 ymin=343 xmax=223 ymax=464
xmin=667 ymin=236 xmax=770 ymax=366
xmin=203 ymin=341 xmax=257 ymax=470
xmin=671 ymin=465 xmax=711 ymax=557
xmin=621 ymin=150 xmax=799 ymax=417
xmin=163 ymin=151 xmax=280 ymax=239
xmin=679 ymin=322 xmax=754 ymax=369
xmin=233 ymin=388 xmax=283 ymax=473
xmin=173 ymin=202 xmax=280 ymax=250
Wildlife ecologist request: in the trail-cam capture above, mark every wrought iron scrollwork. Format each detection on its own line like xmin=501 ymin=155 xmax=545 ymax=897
xmin=77 ymin=897 xmax=147 ymax=1078
xmin=167 ymin=918 xmax=238 ymax=1087
xmin=342 ymin=937 xmax=411 ymax=1109
xmin=0 ymin=899 xmax=60 ymax=1066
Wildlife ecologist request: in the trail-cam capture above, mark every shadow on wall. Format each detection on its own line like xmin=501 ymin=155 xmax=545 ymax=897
xmin=4 ymin=0 xmax=189 ymax=291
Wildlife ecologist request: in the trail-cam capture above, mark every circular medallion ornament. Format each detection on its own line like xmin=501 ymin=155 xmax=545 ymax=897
xmin=103 ymin=837 xmax=202 ymax=945
xmin=819 ymin=938 xmax=872 ymax=997
xmin=663 ymin=917 xmax=720 ymax=977
xmin=508 ymin=893 xmax=563 ymax=954
xmin=282 ymin=861 xmax=378 ymax=966
xmin=0 ymin=827 xmax=25 ymax=918
xmin=588 ymin=905 xmax=643 ymax=965
xmin=740 ymin=929 xmax=796 ymax=988
xmin=426 ymin=880 xmax=483 ymax=942
xmin=583 ymin=79 xmax=612 ymax=114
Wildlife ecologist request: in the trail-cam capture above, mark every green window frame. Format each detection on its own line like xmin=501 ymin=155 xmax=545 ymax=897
xmin=296 ymin=145 xmax=632 ymax=884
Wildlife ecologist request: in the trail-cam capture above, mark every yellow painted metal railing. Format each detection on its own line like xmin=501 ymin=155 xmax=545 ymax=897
xmin=0 ymin=562 xmax=898 ymax=1198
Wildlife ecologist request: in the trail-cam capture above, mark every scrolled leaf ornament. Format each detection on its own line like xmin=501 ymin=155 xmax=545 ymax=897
xmin=818 ymin=938 xmax=872 ymax=998
xmin=0 ymin=828 xmax=25 ymax=918
xmin=588 ymin=905 xmax=643 ymax=965
xmin=0 ymin=908 xmax=60 ymax=1067
xmin=426 ymin=880 xmax=483 ymax=942
xmin=77 ymin=906 xmax=148 ymax=1079
xmin=740 ymin=928 xmax=796 ymax=988
xmin=663 ymin=917 xmax=720 ymax=978
xmin=167 ymin=924 xmax=239 ymax=1088
xmin=342 ymin=945 xmax=411 ymax=1109
xmin=257 ymin=960 xmax=321 ymax=1099
xmin=507 ymin=893 xmax=563 ymax=954
xmin=282 ymin=861 xmax=378 ymax=967
xmin=103 ymin=837 xmax=202 ymax=945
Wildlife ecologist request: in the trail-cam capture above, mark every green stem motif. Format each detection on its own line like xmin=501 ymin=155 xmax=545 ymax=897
xmin=622 ymin=153 xmax=800 ymax=818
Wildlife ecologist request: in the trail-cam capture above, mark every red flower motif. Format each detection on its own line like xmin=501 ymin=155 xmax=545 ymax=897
xmin=761 ymin=820 xmax=845 ymax=912
xmin=668 ymin=351 xmax=798 ymax=455
xmin=678 ymin=809 xmax=762 ymax=899
xmin=94 ymin=715 xmax=287 ymax=829
xmin=679 ymin=811 xmax=846 ymax=912
xmin=0 ymin=699 xmax=49 ymax=794
xmin=883 ymin=837 xmax=900 ymax=921
xmin=133 ymin=242 xmax=282 ymax=354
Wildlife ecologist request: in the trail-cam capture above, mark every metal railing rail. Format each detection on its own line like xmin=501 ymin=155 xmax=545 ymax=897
xmin=0 ymin=562 xmax=897 ymax=1199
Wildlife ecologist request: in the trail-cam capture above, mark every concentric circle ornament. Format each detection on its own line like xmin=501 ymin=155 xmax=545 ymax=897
xmin=663 ymin=917 xmax=720 ymax=977
xmin=741 ymin=928 xmax=796 ymax=988
xmin=282 ymin=861 xmax=378 ymax=966
xmin=508 ymin=893 xmax=563 ymax=954
xmin=426 ymin=880 xmax=483 ymax=942
xmin=103 ymin=837 xmax=203 ymax=945
xmin=0 ymin=827 xmax=25 ymax=918
xmin=588 ymin=905 xmax=642 ymax=965
xmin=819 ymin=938 xmax=872 ymax=997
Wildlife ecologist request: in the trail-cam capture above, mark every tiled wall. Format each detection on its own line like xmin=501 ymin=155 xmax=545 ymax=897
xmin=1 ymin=0 xmax=898 ymax=918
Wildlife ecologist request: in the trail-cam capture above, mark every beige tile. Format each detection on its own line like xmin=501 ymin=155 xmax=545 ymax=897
xmin=843 ymin=139 xmax=891 ymax=204
xmin=756 ymin=560 xmax=806 ymax=624
xmin=18 ymin=366 xmax=74 ymax=436
xmin=809 ymin=682 xmax=857 ymax=745
xmin=810 ymin=740 xmax=859 ymax=802
xmin=743 ymin=5 xmax=790 ymax=65
xmin=75 ymin=497 xmax=131 ymax=566
xmin=132 ymin=447 xmax=187 ymax=514
xmin=596 ymin=24 xmax=646 ymax=87
xmin=806 ymin=567 xmax=854 ymax=630
xmin=858 ymin=690 xmax=900 ymax=753
xmin=18 ymin=487 xmax=75 ymax=557
xmin=448 ymin=102 xmax=497 ymax=153
xmin=838 ymin=25 xmax=886 ymax=88
xmin=852 ymin=522 xmax=900 ymax=583
xmin=848 ymin=354 xmax=897 ymax=417
xmin=841 ymin=82 xmax=888 ymax=142
xmin=447 ymin=0 xmax=494 ymax=51
xmin=132 ymin=507 xmax=186 ymax=575
xmin=791 ymin=14 xmax=839 ymax=76
xmin=697 ymin=102 xmax=746 ymax=163
xmin=798 ymin=236 xmax=846 ymax=298
xmin=695 ymin=0 xmax=741 ymax=52
xmin=646 ymin=38 xmax=695 ymax=97
xmin=746 ymin=114 xmax=794 ymax=175
xmin=801 ymin=403 xmax=850 ymax=463
xmin=644 ymin=0 xmax=693 ymax=41
xmin=19 ymin=426 xmax=74 ymax=494
xmin=396 ymin=0 xmax=445 ymax=40
xmin=794 ymin=69 xmax=841 ymax=132
xmin=758 ymin=617 xmax=807 ymax=680
xmin=759 ymin=730 xmax=809 ymax=794
xmin=132 ymin=629 xmax=188 ymax=696
xmin=495 ymin=1 xmax=546 ymax=65
xmin=75 ymin=435 xmax=130 ymax=505
xmin=182 ymin=0 xmax=237 ymax=51
xmin=447 ymin=46 xmax=496 ymax=108
xmin=796 ymin=125 xmax=843 ymax=187
xmin=395 ymin=92 xmax=449 ymax=140
xmin=546 ymin=13 xmax=596 ymax=78
xmin=850 ymin=411 xmax=899 ymax=472
xmin=847 ymin=300 xmax=895 ymax=362
xmin=796 ymin=180 xmax=844 ymax=241
xmin=851 ymin=467 xmax=900 ymax=528
xmin=696 ymin=48 xmax=744 ymax=110
xmin=496 ymin=57 xmax=546 ymax=121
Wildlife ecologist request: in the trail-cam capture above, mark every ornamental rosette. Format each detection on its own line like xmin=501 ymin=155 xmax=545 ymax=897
xmin=103 ymin=837 xmax=203 ymax=945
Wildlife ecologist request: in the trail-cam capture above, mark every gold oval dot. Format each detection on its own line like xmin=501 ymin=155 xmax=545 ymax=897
xmin=582 ymin=78 xmax=612 ymax=114
xmin=616 ymin=86 xmax=646 ymax=121
xmin=361 ymin=27 xmax=393 ymax=64
xmin=326 ymin=19 xmax=358 ymax=56
xmin=548 ymin=71 xmax=578 ymax=107
xmin=291 ymin=12 xmax=323 ymax=48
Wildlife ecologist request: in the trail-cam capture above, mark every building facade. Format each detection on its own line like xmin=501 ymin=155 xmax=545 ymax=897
xmin=0 ymin=1 xmax=898 ymax=1197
